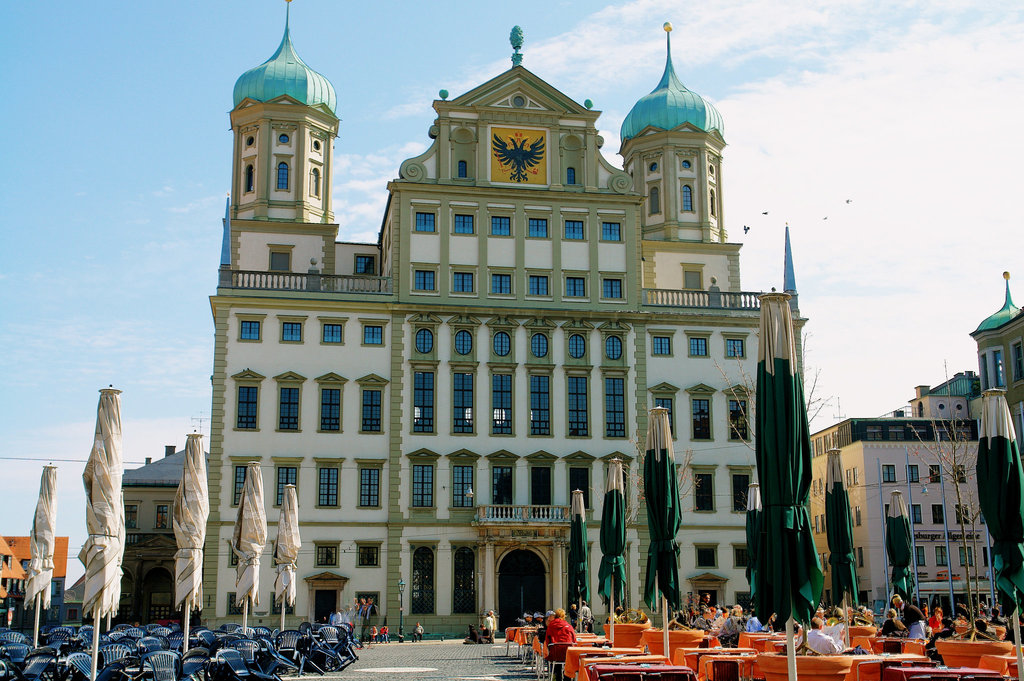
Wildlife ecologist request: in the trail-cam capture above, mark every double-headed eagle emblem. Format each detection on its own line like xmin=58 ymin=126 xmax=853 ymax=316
xmin=492 ymin=132 xmax=545 ymax=183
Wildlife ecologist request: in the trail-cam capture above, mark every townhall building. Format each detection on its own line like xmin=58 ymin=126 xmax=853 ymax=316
xmin=204 ymin=15 xmax=796 ymax=632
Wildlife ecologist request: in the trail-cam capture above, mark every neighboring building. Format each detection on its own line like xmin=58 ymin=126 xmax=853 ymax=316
xmin=63 ymin=575 xmax=84 ymax=625
xmin=809 ymin=375 xmax=984 ymax=612
xmin=0 ymin=536 xmax=27 ymax=628
xmin=971 ymin=273 xmax=1024 ymax=445
xmin=205 ymin=16 xmax=790 ymax=632
xmin=4 ymin=536 xmax=69 ymax=631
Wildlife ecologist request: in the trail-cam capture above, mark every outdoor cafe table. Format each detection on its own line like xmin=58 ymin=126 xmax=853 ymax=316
xmin=515 ymin=627 xmax=538 ymax=646
xmin=844 ymin=654 xmax=930 ymax=681
xmin=868 ymin=638 xmax=927 ymax=656
xmin=738 ymin=632 xmax=774 ymax=649
xmin=880 ymin=665 xmax=1002 ymax=681
xmin=672 ymin=647 xmax=757 ymax=671
xmin=564 ymin=646 xmax=643 ymax=680
xmin=581 ymin=654 xmax=671 ymax=681
xmin=587 ymin=663 xmax=696 ymax=681
xmin=695 ymin=653 xmax=757 ymax=681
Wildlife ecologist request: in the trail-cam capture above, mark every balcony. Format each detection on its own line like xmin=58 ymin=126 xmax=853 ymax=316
xmin=475 ymin=504 xmax=570 ymax=524
xmin=220 ymin=268 xmax=392 ymax=295
xmin=642 ymin=288 xmax=762 ymax=310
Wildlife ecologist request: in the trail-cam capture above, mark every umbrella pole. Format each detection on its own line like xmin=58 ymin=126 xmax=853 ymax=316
xmin=1015 ymin=608 xmax=1023 ymax=681
xmin=609 ymin=589 xmax=615 ymax=643
xmin=785 ymin=617 xmax=797 ymax=680
xmin=280 ymin=600 xmax=286 ymax=634
xmin=32 ymin=594 xmax=40 ymax=649
xmin=183 ymin=606 xmax=190 ymax=654
xmin=662 ymin=596 xmax=669 ymax=659
xmin=90 ymin=605 xmax=101 ymax=681
xmin=242 ymin=598 xmax=248 ymax=631
xmin=842 ymin=595 xmax=850 ymax=649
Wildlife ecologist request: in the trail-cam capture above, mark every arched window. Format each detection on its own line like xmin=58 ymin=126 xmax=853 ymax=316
xmin=566 ymin=167 xmax=576 ymax=185
xmin=277 ymin=162 xmax=289 ymax=190
xmin=411 ymin=546 xmax=435 ymax=614
xmin=245 ymin=165 xmax=254 ymax=193
xmin=649 ymin=186 xmax=661 ymax=215
xmin=457 ymin=160 xmax=468 ymax=178
xmin=452 ymin=547 xmax=476 ymax=614
xmin=311 ymin=168 xmax=320 ymax=198
xmin=917 ymin=402 xmax=924 ymax=417
xmin=709 ymin=189 xmax=716 ymax=217
xmin=682 ymin=185 xmax=693 ymax=211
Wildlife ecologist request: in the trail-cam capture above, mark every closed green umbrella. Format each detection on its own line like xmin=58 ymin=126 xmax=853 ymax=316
xmin=885 ymin=490 xmax=913 ymax=601
xmin=644 ymin=407 xmax=681 ymax=655
xmin=825 ymin=448 xmax=858 ymax=647
xmin=754 ymin=293 xmax=823 ymax=677
xmin=744 ymin=482 xmax=762 ymax=610
xmin=598 ymin=459 xmax=627 ymax=638
xmin=976 ymin=389 xmax=1024 ymax=673
xmin=568 ymin=488 xmax=590 ymax=625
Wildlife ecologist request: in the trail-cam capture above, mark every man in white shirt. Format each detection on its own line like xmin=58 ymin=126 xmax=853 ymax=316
xmin=483 ymin=610 xmax=497 ymax=641
xmin=803 ymin=617 xmax=844 ymax=655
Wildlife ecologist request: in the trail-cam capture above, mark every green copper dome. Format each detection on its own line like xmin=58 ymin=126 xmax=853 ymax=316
xmin=621 ymin=29 xmax=723 ymax=141
xmin=975 ymin=274 xmax=1020 ymax=333
xmin=233 ymin=12 xmax=337 ymax=115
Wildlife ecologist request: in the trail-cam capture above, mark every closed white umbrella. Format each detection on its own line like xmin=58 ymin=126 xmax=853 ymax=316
xmin=174 ymin=433 xmax=208 ymax=650
xmin=274 ymin=484 xmax=301 ymax=632
xmin=230 ymin=462 xmax=266 ymax=630
xmin=26 ymin=466 xmax=57 ymax=648
xmin=78 ymin=388 xmax=124 ymax=681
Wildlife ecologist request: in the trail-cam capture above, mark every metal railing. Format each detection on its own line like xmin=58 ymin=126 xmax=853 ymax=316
xmin=642 ymin=288 xmax=762 ymax=309
xmin=222 ymin=268 xmax=392 ymax=295
xmin=476 ymin=504 xmax=570 ymax=523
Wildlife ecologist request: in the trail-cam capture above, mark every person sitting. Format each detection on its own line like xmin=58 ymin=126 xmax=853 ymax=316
xmin=925 ymin=617 xmax=954 ymax=660
xmin=380 ymin=625 xmax=389 ymax=643
xmin=464 ymin=624 xmax=481 ymax=644
xmin=718 ymin=606 xmax=745 ymax=647
xmin=880 ymin=609 xmax=907 ymax=637
xmin=536 ymin=611 xmax=551 ymax=643
xmin=370 ymin=625 xmax=379 ymax=643
xmin=545 ymin=608 xmax=578 ymax=646
xmin=928 ymin=606 xmax=943 ymax=633
xmin=692 ymin=607 xmax=716 ymax=631
xmin=804 ymin=617 xmax=844 ymax=655
xmin=746 ymin=608 xmax=766 ymax=632
xmin=412 ymin=622 xmax=424 ymax=642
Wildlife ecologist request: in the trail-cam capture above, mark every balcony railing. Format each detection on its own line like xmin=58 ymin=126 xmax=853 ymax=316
xmin=476 ymin=504 xmax=570 ymax=524
xmin=221 ymin=268 xmax=392 ymax=295
xmin=642 ymin=288 xmax=762 ymax=310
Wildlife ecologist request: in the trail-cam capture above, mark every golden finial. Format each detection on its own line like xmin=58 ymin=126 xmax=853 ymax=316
xmin=663 ymin=22 xmax=673 ymax=32
xmin=1005 ymin=271 xmax=1011 ymax=280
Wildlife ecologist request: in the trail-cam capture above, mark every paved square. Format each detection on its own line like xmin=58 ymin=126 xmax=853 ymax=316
xmin=319 ymin=639 xmax=537 ymax=681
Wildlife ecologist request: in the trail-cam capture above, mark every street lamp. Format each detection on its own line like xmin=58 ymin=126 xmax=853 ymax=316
xmin=398 ymin=579 xmax=406 ymax=642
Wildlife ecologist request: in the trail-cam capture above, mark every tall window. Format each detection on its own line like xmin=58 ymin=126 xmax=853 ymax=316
xmin=452 ymin=547 xmax=476 ymax=613
xmin=604 ymin=377 xmax=625 ymax=438
xmin=694 ymin=473 xmax=714 ymax=511
xmin=732 ymin=472 xmax=750 ymax=512
xmin=411 ymin=547 xmax=435 ymax=614
xmin=492 ymin=374 xmax=512 ymax=434
xmin=601 ymin=222 xmax=621 ymax=241
xmin=237 ymin=386 xmax=258 ymax=429
xmin=528 ymin=218 xmax=548 ymax=238
xmin=412 ymin=464 xmax=434 ymax=507
xmin=454 ymin=214 xmax=474 ymax=234
xmin=564 ymin=220 xmax=584 ymax=240
xmin=452 ymin=272 xmax=475 ymax=293
xmin=492 ymin=466 xmax=513 ymax=505
xmin=565 ymin=277 xmax=585 ymax=297
xmin=605 ymin=336 xmax=623 ymax=360
xmin=689 ymin=337 xmax=708 ymax=356
xmin=959 ymin=546 xmax=975 ymax=567
xmin=311 ymin=167 xmax=320 ymax=197
xmin=277 ymin=162 xmax=289 ymax=190
xmin=915 ymin=545 xmax=927 ymax=567
xmin=1013 ymin=342 xmax=1024 ymax=381
xmin=154 ymin=504 xmax=169 ymax=529
xmin=491 ymin=273 xmax=512 ymax=294
xmin=413 ymin=372 xmax=434 ymax=432
xmin=568 ymin=376 xmax=589 ymax=436
xmin=490 ymin=216 xmax=511 ymax=236
xmin=359 ymin=468 xmax=379 ymax=507
xmin=531 ymin=333 xmax=549 ymax=358
xmin=530 ymin=375 xmax=550 ymax=435
xmin=654 ymin=397 xmax=674 ymax=435
xmin=729 ymin=400 xmax=748 ymax=440
xmin=457 ymin=160 xmax=468 ymax=178
xmin=691 ymin=399 xmax=711 ymax=439
xmin=415 ymin=212 xmax=435 ymax=232
xmin=318 ymin=467 xmax=338 ymax=506
xmin=932 ymin=504 xmax=944 ymax=524
xmin=907 ymin=464 xmax=919 ymax=482
xmin=603 ymin=278 xmax=623 ymax=299
xmin=569 ymin=467 xmax=590 ymax=508
xmin=276 ymin=466 xmax=297 ymax=505
xmin=492 ymin=331 xmax=511 ymax=356
xmin=454 ymin=330 xmax=473 ymax=355
xmin=994 ymin=349 xmax=1006 ymax=387
xmin=531 ymin=467 xmax=552 ymax=505
xmin=452 ymin=465 xmax=474 ymax=508
xmin=528 ymin=275 xmax=549 ymax=296
xmin=935 ymin=545 xmax=948 ymax=566
xmin=279 ymin=387 xmax=299 ymax=430
xmin=649 ymin=186 xmax=660 ymax=214
xmin=320 ymin=388 xmax=340 ymax=431
xmin=125 ymin=504 xmax=138 ymax=529
xmin=233 ymin=465 xmax=246 ymax=505
xmin=414 ymin=270 xmax=435 ymax=291
xmin=710 ymin=188 xmax=717 ymax=216
xmin=415 ymin=328 xmax=434 ymax=354
xmin=245 ymin=164 xmax=254 ymax=193
xmin=881 ymin=464 xmax=896 ymax=483
xmin=453 ymin=372 xmax=474 ymax=433
xmin=652 ymin=336 xmax=672 ymax=355
xmin=566 ymin=167 xmax=576 ymax=184
xmin=682 ymin=185 xmax=693 ymax=211
xmin=361 ymin=389 xmax=382 ymax=432
xmin=911 ymin=504 xmax=922 ymax=524
xmin=568 ymin=334 xmax=586 ymax=358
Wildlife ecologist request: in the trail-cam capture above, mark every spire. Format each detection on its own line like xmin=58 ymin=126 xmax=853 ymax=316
xmin=974 ymin=271 xmax=1021 ymax=334
xmin=656 ymin=22 xmax=684 ymax=91
xmin=1002 ymin=271 xmax=1015 ymax=310
xmin=510 ymin=26 xmax=524 ymax=67
xmin=220 ymin=195 xmax=232 ymax=267
xmin=784 ymin=224 xmax=797 ymax=293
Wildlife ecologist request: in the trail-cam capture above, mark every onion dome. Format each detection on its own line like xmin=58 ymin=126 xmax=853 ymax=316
xmin=975 ymin=272 xmax=1020 ymax=333
xmin=232 ymin=8 xmax=337 ymax=115
xmin=620 ymin=23 xmax=723 ymax=142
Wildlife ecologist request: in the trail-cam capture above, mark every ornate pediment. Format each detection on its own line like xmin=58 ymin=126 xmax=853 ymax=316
xmin=231 ymin=369 xmax=266 ymax=381
xmin=563 ymin=451 xmax=596 ymax=462
xmin=407 ymin=448 xmax=440 ymax=461
xmin=273 ymin=371 xmax=308 ymax=383
xmin=356 ymin=373 xmax=389 ymax=386
xmin=523 ymin=317 xmax=556 ymax=330
xmin=486 ymin=449 xmax=519 ymax=462
xmin=525 ymin=450 xmax=556 ymax=463
xmin=446 ymin=449 xmax=481 ymax=462
xmin=408 ymin=312 xmax=444 ymax=326
xmin=449 ymin=68 xmax=591 ymax=116
xmin=486 ymin=316 xmax=520 ymax=329
xmin=648 ymin=382 xmax=680 ymax=394
xmin=686 ymin=383 xmax=716 ymax=395
xmin=315 ymin=372 xmax=348 ymax=385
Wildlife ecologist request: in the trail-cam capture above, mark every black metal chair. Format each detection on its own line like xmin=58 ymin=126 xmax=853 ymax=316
xmin=137 ymin=638 xmax=164 ymax=655
xmin=0 ymin=644 xmax=30 ymax=668
xmin=0 ymin=635 xmax=28 ymax=647
xmin=181 ymin=648 xmax=210 ymax=681
xmin=273 ymin=631 xmax=321 ymax=677
xmin=141 ymin=651 xmax=180 ymax=681
xmin=14 ymin=649 xmax=58 ymax=681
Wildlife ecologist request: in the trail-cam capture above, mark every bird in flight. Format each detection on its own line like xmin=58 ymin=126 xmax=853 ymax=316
xmin=846 ymin=199 xmax=853 ymax=204
xmin=762 ymin=211 xmax=769 ymax=215
xmin=492 ymin=133 xmax=545 ymax=182
xmin=743 ymin=225 xmax=750 ymax=234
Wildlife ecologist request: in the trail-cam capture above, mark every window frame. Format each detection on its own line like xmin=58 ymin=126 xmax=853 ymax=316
xmin=453 ymin=213 xmax=475 ymax=235
xmin=600 ymin=221 xmax=622 ymax=242
xmin=414 ymin=212 xmax=436 ymax=233
xmin=412 ymin=463 xmax=435 ymax=508
xmin=317 ymin=466 xmax=339 ymax=507
xmin=358 ymin=466 xmax=381 ymax=508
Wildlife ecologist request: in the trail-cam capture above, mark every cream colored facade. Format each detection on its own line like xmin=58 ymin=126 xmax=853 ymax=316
xmin=205 ymin=31 xmax=779 ymax=634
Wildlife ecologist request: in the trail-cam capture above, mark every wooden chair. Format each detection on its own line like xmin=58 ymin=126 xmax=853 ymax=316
xmin=881 ymin=638 xmax=904 ymax=655
xmin=707 ymin=658 xmax=742 ymax=681
xmin=545 ymin=642 xmax=573 ymax=681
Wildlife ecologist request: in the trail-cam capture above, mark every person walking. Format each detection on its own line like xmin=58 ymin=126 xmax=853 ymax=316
xmin=483 ymin=610 xmax=496 ymax=643
xmin=579 ymin=601 xmax=593 ymax=633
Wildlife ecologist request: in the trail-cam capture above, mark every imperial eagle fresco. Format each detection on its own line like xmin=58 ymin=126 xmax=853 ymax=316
xmin=491 ymin=129 xmax=546 ymax=183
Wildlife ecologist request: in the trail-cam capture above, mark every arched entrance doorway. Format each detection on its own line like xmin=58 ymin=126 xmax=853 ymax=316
xmin=142 ymin=567 xmax=174 ymax=623
xmin=497 ymin=549 xmax=546 ymax=631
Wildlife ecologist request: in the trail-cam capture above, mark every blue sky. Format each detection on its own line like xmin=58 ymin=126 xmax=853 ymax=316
xmin=2 ymin=0 xmax=1022 ymax=582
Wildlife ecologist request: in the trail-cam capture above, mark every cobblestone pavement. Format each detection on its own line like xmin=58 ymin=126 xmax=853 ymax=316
xmin=316 ymin=639 xmax=537 ymax=681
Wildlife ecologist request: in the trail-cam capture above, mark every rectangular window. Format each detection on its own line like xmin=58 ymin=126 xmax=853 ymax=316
xmin=1013 ymin=342 xmax=1024 ymax=382
xmin=276 ymin=466 xmax=297 ymax=505
xmin=694 ymin=473 xmax=714 ymax=511
xmin=413 ymin=371 xmax=435 ymax=433
xmin=689 ymin=337 xmax=708 ymax=357
xmin=236 ymin=386 xmax=258 ymax=429
xmin=363 ymin=325 xmax=384 ymax=345
xmin=691 ymin=399 xmax=711 ymax=439
xmin=729 ymin=400 xmax=748 ymax=440
xmin=316 ymin=545 xmax=338 ymax=567
xmin=154 ymin=504 xmax=169 ymax=529
xmin=865 ymin=425 xmax=883 ymax=440
xmin=652 ymin=336 xmax=672 ymax=355
xmin=453 ymin=372 xmax=474 ymax=433
xmin=125 ymin=504 xmax=138 ymax=529
xmin=732 ymin=473 xmax=750 ymax=512
xmin=601 ymin=222 xmax=621 ymax=241
xmin=725 ymin=338 xmax=745 ymax=358
xmin=889 ymin=426 xmax=906 ymax=440
xmin=453 ymin=272 xmax=475 ymax=293
xmin=936 ymin=546 xmax=948 ymax=566
xmin=530 ymin=375 xmax=551 ymax=435
xmin=734 ymin=546 xmax=749 ymax=568
xmin=491 ymin=273 xmax=512 ymax=294
xmin=602 ymin=278 xmax=623 ymax=299
xmin=490 ymin=216 xmax=511 ymax=236
xmin=491 ymin=374 xmax=512 ymax=434
xmin=855 ymin=506 xmax=862 ymax=526
xmin=454 ymin=214 xmax=474 ymax=234
xmin=564 ymin=220 xmax=584 ymax=240
xmin=361 ymin=388 xmax=382 ymax=432
xmin=322 ymin=323 xmax=343 ymax=344
xmin=528 ymin=218 xmax=549 ymax=238
xmin=881 ymin=464 xmax=896 ymax=483
xmin=683 ymin=270 xmax=702 ymax=289
xmin=269 ymin=251 xmax=290 ymax=271
xmin=359 ymin=467 xmax=380 ymax=507
xmin=528 ymin=275 xmax=549 ymax=296
xmin=994 ymin=349 xmax=1005 ymax=387
xmin=932 ymin=504 xmax=944 ymax=524
xmin=929 ymin=465 xmax=941 ymax=483
xmin=959 ymin=546 xmax=975 ymax=567
xmin=604 ymin=377 xmax=625 ymax=438
xmin=355 ymin=255 xmax=376 ymax=274
xmin=318 ymin=467 xmax=338 ymax=507
xmin=278 ymin=387 xmax=299 ymax=430
xmin=233 ymin=465 xmax=246 ymax=505
xmin=654 ymin=397 xmax=674 ymax=436
xmin=911 ymin=503 xmax=922 ymax=524
xmin=412 ymin=464 xmax=434 ymax=507
xmin=915 ymin=545 xmax=926 ymax=567
xmin=320 ymin=388 xmax=340 ymax=431
xmin=414 ymin=270 xmax=436 ymax=291
xmin=282 ymin=322 xmax=302 ymax=342
xmin=531 ymin=466 xmax=552 ymax=505
xmin=452 ymin=465 xmax=474 ymax=508
xmin=358 ymin=545 xmax=380 ymax=567
xmin=567 ymin=376 xmax=589 ymax=436
xmin=695 ymin=546 xmax=717 ymax=568
xmin=415 ymin=212 xmax=435 ymax=232
xmin=565 ymin=277 xmax=585 ymax=298
xmin=857 ymin=546 xmax=864 ymax=568
xmin=569 ymin=467 xmax=590 ymax=508
xmin=907 ymin=464 xmax=919 ymax=482
xmin=492 ymin=466 xmax=513 ymax=505
xmin=240 ymin=320 xmax=261 ymax=340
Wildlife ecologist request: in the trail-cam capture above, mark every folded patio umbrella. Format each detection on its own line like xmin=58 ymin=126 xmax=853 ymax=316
xmin=825 ymin=448 xmax=858 ymax=646
xmin=26 ymin=465 xmax=57 ymax=647
xmin=885 ymin=490 xmax=913 ymax=601
xmin=274 ymin=483 xmax=301 ymax=632
xmin=598 ymin=458 xmax=627 ymax=636
xmin=744 ymin=482 xmax=761 ymax=610
xmin=231 ymin=461 xmax=267 ymax=630
xmin=643 ymin=406 xmax=681 ymax=655
xmin=174 ymin=433 xmax=208 ymax=650
xmin=568 ymin=488 xmax=589 ymax=625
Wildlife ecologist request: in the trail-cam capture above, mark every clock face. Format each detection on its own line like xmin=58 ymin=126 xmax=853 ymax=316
xmin=490 ymin=127 xmax=547 ymax=185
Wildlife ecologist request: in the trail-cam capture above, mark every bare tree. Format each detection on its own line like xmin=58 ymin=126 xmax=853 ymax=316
xmin=625 ymin=425 xmax=695 ymax=524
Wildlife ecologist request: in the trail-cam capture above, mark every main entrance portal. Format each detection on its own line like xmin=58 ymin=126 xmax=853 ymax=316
xmin=497 ymin=549 xmax=546 ymax=632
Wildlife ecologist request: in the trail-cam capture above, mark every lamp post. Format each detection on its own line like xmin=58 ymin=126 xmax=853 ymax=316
xmin=398 ymin=579 xmax=406 ymax=642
